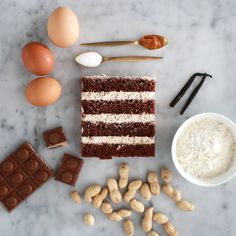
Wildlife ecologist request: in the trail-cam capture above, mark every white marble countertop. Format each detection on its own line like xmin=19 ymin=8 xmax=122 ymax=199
xmin=0 ymin=0 xmax=236 ymax=235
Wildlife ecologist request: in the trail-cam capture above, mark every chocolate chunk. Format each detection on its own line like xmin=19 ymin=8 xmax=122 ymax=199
xmin=55 ymin=153 xmax=83 ymax=186
xmin=43 ymin=127 xmax=68 ymax=149
xmin=0 ymin=142 xmax=53 ymax=212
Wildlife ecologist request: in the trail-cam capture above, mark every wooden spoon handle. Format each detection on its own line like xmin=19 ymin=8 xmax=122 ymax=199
xmin=81 ymin=41 xmax=138 ymax=46
xmin=103 ymin=56 xmax=163 ymax=62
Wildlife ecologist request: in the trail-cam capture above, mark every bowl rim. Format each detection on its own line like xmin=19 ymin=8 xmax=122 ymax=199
xmin=171 ymin=112 xmax=236 ymax=187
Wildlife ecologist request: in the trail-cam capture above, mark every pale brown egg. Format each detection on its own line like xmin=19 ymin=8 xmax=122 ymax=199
xmin=25 ymin=77 xmax=62 ymax=106
xmin=22 ymin=42 xmax=54 ymax=75
xmin=47 ymin=6 xmax=79 ymax=48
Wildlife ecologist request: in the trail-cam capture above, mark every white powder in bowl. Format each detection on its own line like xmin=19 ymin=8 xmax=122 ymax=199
xmin=176 ymin=117 xmax=236 ymax=179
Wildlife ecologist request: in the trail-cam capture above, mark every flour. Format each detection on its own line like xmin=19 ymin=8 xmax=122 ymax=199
xmin=176 ymin=117 xmax=235 ymax=179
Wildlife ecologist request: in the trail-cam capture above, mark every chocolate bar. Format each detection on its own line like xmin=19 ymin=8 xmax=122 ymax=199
xmin=55 ymin=153 xmax=83 ymax=186
xmin=43 ymin=127 xmax=68 ymax=149
xmin=0 ymin=142 xmax=53 ymax=212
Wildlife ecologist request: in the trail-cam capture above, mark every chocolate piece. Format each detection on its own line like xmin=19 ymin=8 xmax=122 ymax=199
xmin=55 ymin=153 xmax=83 ymax=186
xmin=0 ymin=156 xmax=18 ymax=177
xmin=12 ymin=142 xmax=34 ymax=164
xmin=17 ymin=179 xmax=37 ymax=198
xmin=2 ymin=192 xmax=22 ymax=212
xmin=22 ymin=154 xmax=44 ymax=175
xmin=43 ymin=127 xmax=68 ymax=149
xmin=0 ymin=182 xmax=12 ymax=200
xmin=0 ymin=142 xmax=53 ymax=212
xmin=8 ymin=168 xmax=28 ymax=187
xmin=33 ymin=166 xmax=52 ymax=186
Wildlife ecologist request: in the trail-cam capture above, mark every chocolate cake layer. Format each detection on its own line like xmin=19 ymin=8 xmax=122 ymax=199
xmin=82 ymin=122 xmax=155 ymax=137
xmin=81 ymin=75 xmax=156 ymax=159
xmin=82 ymin=100 xmax=155 ymax=114
xmin=81 ymin=144 xmax=155 ymax=158
xmin=82 ymin=76 xmax=155 ymax=92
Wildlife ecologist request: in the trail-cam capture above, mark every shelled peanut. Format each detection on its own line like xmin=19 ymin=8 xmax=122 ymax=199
xmin=107 ymin=177 xmax=122 ymax=204
xmin=163 ymin=221 xmax=179 ymax=236
xmin=160 ymin=167 xmax=172 ymax=183
xmin=141 ymin=207 xmax=153 ymax=232
xmin=140 ymin=183 xmax=152 ymax=201
xmin=84 ymin=213 xmax=95 ymax=226
xmin=153 ymin=212 xmax=168 ymax=224
xmin=70 ymin=163 xmax=195 ymax=235
xmin=123 ymin=219 xmax=134 ymax=236
xmin=70 ymin=191 xmax=81 ymax=204
xmin=119 ymin=163 xmax=130 ymax=189
xmin=93 ymin=187 xmax=108 ymax=208
xmin=148 ymin=172 xmax=160 ymax=195
xmin=124 ymin=179 xmax=142 ymax=202
xmin=84 ymin=184 xmax=101 ymax=202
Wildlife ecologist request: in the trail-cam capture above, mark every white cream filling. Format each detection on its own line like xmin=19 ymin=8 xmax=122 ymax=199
xmin=82 ymin=114 xmax=155 ymax=123
xmin=81 ymin=91 xmax=155 ymax=101
xmin=82 ymin=136 xmax=155 ymax=145
xmin=83 ymin=75 xmax=155 ymax=81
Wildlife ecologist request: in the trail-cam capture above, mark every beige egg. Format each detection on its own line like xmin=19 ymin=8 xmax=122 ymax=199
xmin=47 ymin=6 xmax=79 ymax=48
xmin=25 ymin=77 xmax=62 ymax=106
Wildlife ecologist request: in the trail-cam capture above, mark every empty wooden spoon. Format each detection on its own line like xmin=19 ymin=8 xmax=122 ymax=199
xmin=80 ymin=34 xmax=168 ymax=50
xmin=75 ymin=52 xmax=163 ymax=67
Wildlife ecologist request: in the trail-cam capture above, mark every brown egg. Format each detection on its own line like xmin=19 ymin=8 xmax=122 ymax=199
xmin=22 ymin=42 xmax=54 ymax=75
xmin=25 ymin=77 xmax=61 ymax=106
xmin=47 ymin=6 xmax=79 ymax=48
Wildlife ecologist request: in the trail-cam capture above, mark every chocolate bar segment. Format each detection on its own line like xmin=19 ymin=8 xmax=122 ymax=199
xmin=0 ymin=156 xmax=18 ymax=177
xmin=55 ymin=153 xmax=83 ymax=186
xmin=33 ymin=166 xmax=53 ymax=186
xmin=22 ymin=154 xmax=44 ymax=175
xmin=43 ymin=127 xmax=68 ymax=149
xmin=0 ymin=142 xmax=53 ymax=212
xmin=12 ymin=142 xmax=34 ymax=164
xmin=0 ymin=182 xmax=12 ymax=200
xmin=2 ymin=192 xmax=22 ymax=212
xmin=17 ymin=179 xmax=37 ymax=198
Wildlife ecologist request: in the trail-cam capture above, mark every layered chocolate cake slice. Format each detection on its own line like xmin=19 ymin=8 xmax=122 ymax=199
xmin=81 ymin=75 xmax=155 ymax=159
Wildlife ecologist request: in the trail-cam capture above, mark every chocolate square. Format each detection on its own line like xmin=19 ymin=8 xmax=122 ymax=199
xmin=43 ymin=127 xmax=68 ymax=149
xmin=32 ymin=166 xmax=53 ymax=186
xmin=1 ymin=191 xmax=22 ymax=212
xmin=55 ymin=168 xmax=78 ymax=186
xmin=60 ymin=153 xmax=83 ymax=172
xmin=8 ymin=168 xmax=28 ymax=188
xmin=22 ymin=154 xmax=44 ymax=175
xmin=12 ymin=142 xmax=34 ymax=164
xmin=55 ymin=153 xmax=83 ymax=186
xmin=0 ymin=181 xmax=13 ymax=200
xmin=0 ymin=156 xmax=18 ymax=177
xmin=17 ymin=178 xmax=37 ymax=198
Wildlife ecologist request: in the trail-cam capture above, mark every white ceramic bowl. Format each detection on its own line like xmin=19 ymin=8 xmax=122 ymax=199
xmin=172 ymin=113 xmax=236 ymax=187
